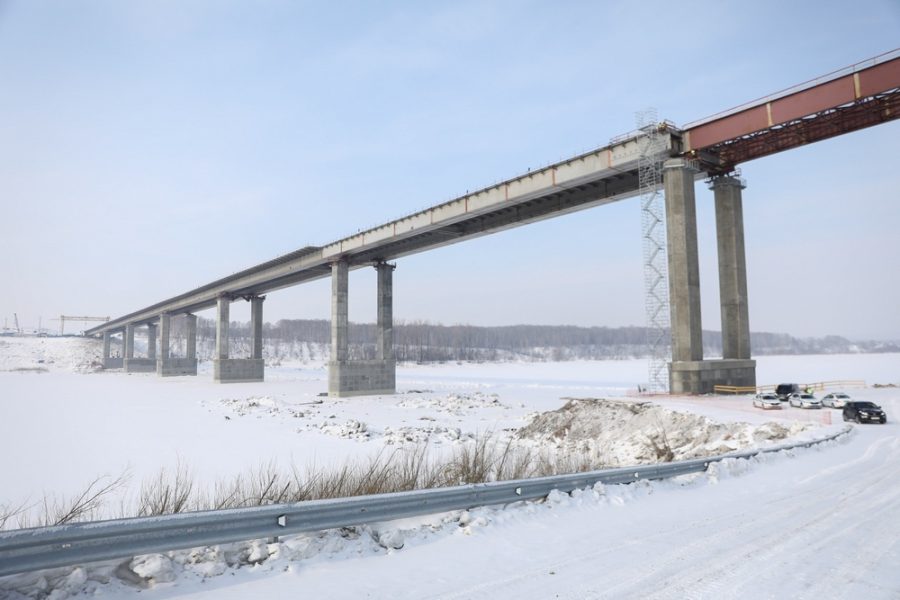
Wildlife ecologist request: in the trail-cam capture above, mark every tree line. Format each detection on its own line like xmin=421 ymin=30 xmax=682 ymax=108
xmin=164 ymin=317 xmax=899 ymax=363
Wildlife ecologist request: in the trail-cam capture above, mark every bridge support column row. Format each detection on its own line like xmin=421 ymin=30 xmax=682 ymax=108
xmin=213 ymin=294 xmax=264 ymax=383
xmin=328 ymin=260 xmax=396 ymax=397
xmin=663 ymin=159 xmax=756 ymax=394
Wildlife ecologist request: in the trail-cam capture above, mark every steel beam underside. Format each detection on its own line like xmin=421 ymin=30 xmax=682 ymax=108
xmin=86 ymin=169 xmax=650 ymax=334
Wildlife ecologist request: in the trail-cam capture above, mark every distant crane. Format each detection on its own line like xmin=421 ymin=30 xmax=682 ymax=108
xmin=53 ymin=315 xmax=110 ymax=336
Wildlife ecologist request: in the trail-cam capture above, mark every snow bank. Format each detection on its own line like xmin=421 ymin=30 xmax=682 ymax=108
xmin=517 ymin=398 xmax=812 ymax=465
xmin=0 ymin=337 xmax=102 ymax=374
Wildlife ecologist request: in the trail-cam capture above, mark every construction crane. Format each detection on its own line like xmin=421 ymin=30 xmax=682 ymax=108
xmin=53 ymin=315 xmax=110 ymax=336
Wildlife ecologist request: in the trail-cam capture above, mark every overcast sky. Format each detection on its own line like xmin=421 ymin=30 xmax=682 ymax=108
xmin=1 ymin=0 xmax=898 ymax=341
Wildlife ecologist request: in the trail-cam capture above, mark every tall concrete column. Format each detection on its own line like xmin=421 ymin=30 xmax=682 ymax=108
xmin=376 ymin=262 xmax=395 ymax=360
xmin=250 ymin=296 xmax=265 ymax=360
xmin=158 ymin=314 xmax=197 ymax=377
xmin=101 ymin=330 xmax=123 ymax=369
xmin=331 ymin=260 xmax=349 ymax=362
xmin=159 ymin=313 xmax=170 ymax=360
xmin=124 ymin=324 xmax=135 ymax=359
xmin=147 ymin=324 xmax=157 ymax=360
xmin=214 ymin=297 xmax=261 ymax=383
xmin=329 ymin=258 xmax=395 ymax=397
xmin=185 ymin=314 xmax=197 ymax=360
xmin=712 ymin=175 xmax=752 ymax=360
xmin=663 ymin=158 xmax=703 ymax=363
xmin=216 ymin=294 xmax=230 ymax=360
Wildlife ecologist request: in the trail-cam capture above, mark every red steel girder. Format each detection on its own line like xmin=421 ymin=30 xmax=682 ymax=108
xmin=696 ymin=89 xmax=900 ymax=174
xmin=682 ymin=54 xmax=900 ymax=173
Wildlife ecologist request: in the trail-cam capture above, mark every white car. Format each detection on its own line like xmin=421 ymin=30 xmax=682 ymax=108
xmin=821 ymin=392 xmax=852 ymax=408
xmin=789 ymin=392 xmax=822 ymax=409
xmin=753 ymin=393 xmax=782 ymax=410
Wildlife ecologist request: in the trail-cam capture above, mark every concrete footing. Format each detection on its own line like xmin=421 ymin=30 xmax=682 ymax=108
xmin=329 ymin=360 xmax=396 ymax=397
xmin=669 ymin=359 xmax=757 ymax=395
xmin=159 ymin=358 xmax=199 ymax=377
xmin=102 ymin=357 xmax=123 ymax=369
xmin=214 ymin=358 xmax=264 ymax=383
xmin=124 ymin=358 xmax=156 ymax=373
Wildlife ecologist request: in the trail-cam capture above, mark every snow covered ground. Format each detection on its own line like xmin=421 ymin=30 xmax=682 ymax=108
xmin=1 ymin=336 xmax=898 ymax=598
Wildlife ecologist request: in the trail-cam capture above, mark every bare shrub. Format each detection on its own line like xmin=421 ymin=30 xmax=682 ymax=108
xmin=648 ymin=418 xmax=675 ymax=462
xmin=137 ymin=462 xmax=194 ymax=516
xmin=0 ymin=499 xmax=32 ymax=530
xmin=443 ymin=433 xmax=496 ymax=485
xmin=40 ymin=472 xmax=130 ymax=526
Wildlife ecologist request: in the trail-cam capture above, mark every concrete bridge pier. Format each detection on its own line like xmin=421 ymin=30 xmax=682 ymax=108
xmin=711 ymin=174 xmax=756 ymax=387
xmin=213 ymin=294 xmax=264 ymax=383
xmin=328 ymin=260 xmax=396 ymax=397
xmin=101 ymin=330 xmax=123 ymax=369
xmin=663 ymin=159 xmax=756 ymax=393
xmin=124 ymin=322 xmax=156 ymax=373
xmin=157 ymin=313 xmax=198 ymax=377
xmin=147 ymin=323 xmax=157 ymax=360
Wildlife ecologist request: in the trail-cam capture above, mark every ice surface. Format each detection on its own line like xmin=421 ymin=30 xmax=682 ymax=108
xmin=1 ymin=337 xmax=898 ymax=599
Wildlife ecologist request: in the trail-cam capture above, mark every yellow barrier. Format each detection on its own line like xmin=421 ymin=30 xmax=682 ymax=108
xmin=714 ymin=380 xmax=866 ymax=396
xmin=713 ymin=385 xmax=758 ymax=395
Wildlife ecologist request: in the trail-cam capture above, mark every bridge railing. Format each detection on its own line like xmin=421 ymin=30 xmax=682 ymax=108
xmin=0 ymin=426 xmax=850 ymax=578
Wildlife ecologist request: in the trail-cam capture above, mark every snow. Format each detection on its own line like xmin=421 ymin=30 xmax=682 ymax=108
xmin=1 ymin=336 xmax=899 ymax=598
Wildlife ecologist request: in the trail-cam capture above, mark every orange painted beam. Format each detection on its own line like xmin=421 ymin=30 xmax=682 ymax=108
xmin=683 ymin=54 xmax=900 ymax=171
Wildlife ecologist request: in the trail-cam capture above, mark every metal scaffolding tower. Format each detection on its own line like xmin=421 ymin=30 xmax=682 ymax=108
xmin=637 ymin=109 xmax=671 ymax=392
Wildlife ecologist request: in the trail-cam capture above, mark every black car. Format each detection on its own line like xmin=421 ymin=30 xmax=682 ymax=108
xmin=775 ymin=383 xmax=800 ymax=401
xmin=842 ymin=401 xmax=887 ymax=424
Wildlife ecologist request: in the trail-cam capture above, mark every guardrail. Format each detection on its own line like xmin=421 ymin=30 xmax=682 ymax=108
xmin=713 ymin=385 xmax=758 ymax=395
xmin=744 ymin=380 xmax=867 ymax=394
xmin=805 ymin=380 xmax=866 ymax=391
xmin=0 ymin=426 xmax=851 ymax=578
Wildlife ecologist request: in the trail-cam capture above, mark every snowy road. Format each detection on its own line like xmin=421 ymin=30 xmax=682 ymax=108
xmin=147 ymin=407 xmax=899 ymax=600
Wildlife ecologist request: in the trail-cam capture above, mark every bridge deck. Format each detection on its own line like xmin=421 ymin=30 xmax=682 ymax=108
xmin=86 ymin=132 xmax=677 ymax=334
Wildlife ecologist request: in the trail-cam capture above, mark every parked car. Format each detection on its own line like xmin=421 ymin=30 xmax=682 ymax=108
xmin=775 ymin=383 xmax=800 ymax=401
xmin=789 ymin=393 xmax=822 ymax=409
xmin=753 ymin=393 xmax=782 ymax=410
xmin=821 ymin=392 xmax=852 ymax=408
xmin=842 ymin=401 xmax=887 ymax=424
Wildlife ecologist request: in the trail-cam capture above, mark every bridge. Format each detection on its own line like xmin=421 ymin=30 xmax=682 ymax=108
xmin=85 ymin=50 xmax=900 ymax=395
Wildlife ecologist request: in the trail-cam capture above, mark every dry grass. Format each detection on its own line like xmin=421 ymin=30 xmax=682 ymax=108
xmin=1 ymin=434 xmax=615 ymax=530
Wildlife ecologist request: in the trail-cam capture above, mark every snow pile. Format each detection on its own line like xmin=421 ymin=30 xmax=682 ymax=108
xmin=0 ymin=337 xmax=102 ymax=373
xmin=216 ymin=396 xmax=309 ymax=419
xmin=397 ymin=391 xmax=510 ymax=415
xmin=516 ymin=398 xmax=812 ymax=465
xmin=319 ymin=419 xmax=371 ymax=441
xmin=383 ymin=424 xmax=472 ymax=445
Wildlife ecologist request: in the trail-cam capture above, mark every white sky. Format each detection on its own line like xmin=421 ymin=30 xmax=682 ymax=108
xmin=1 ymin=1 xmax=898 ymax=340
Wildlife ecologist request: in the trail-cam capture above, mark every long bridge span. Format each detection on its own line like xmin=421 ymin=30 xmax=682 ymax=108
xmin=86 ymin=50 xmax=900 ymax=395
